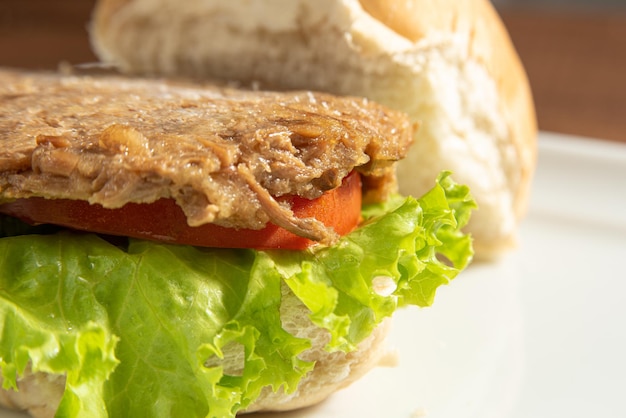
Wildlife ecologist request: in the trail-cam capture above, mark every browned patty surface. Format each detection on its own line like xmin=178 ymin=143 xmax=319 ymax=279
xmin=0 ymin=68 xmax=413 ymax=243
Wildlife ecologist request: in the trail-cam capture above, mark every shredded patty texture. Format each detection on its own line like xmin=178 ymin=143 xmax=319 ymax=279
xmin=0 ymin=69 xmax=413 ymax=243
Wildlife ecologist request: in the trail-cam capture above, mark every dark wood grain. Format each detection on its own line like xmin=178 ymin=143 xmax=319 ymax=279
xmin=1 ymin=1 xmax=624 ymax=142
xmin=0 ymin=0 xmax=98 ymax=69
xmin=500 ymin=8 xmax=626 ymax=142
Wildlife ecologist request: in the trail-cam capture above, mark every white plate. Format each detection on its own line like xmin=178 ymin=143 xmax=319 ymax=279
xmin=3 ymin=132 xmax=626 ymax=418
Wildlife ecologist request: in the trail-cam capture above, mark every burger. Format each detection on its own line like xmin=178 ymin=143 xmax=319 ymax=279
xmin=0 ymin=68 xmax=475 ymax=418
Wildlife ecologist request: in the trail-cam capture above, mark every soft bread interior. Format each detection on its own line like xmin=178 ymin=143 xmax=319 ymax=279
xmin=0 ymin=371 xmax=64 ymax=418
xmin=91 ymin=0 xmax=537 ymax=258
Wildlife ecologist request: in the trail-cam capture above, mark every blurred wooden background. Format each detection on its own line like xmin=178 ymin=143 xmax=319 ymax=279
xmin=498 ymin=6 xmax=626 ymax=143
xmin=1 ymin=0 xmax=625 ymax=143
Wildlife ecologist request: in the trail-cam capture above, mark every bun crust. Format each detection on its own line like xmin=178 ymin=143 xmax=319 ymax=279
xmin=91 ymin=0 xmax=537 ymax=258
xmin=0 ymin=286 xmax=391 ymax=417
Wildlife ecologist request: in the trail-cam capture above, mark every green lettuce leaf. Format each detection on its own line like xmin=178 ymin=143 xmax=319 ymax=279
xmin=0 ymin=173 xmax=475 ymax=418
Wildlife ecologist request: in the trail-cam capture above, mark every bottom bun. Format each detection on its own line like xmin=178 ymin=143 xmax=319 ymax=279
xmin=0 ymin=370 xmax=64 ymax=418
xmin=0 ymin=284 xmax=392 ymax=417
xmin=244 ymin=284 xmax=392 ymax=413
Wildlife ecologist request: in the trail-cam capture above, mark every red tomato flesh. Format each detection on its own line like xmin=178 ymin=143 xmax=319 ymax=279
xmin=0 ymin=172 xmax=362 ymax=250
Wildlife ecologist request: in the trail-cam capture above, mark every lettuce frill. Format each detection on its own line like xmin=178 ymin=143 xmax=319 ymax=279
xmin=0 ymin=173 xmax=475 ymax=418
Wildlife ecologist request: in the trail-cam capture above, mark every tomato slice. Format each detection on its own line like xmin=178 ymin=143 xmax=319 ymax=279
xmin=0 ymin=172 xmax=362 ymax=250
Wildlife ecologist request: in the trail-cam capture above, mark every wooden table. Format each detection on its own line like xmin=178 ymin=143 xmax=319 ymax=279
xmin=500 ymin=7 xmax=626 ymax=143
xmin=1 ymin=1 xmax=625 ymax=143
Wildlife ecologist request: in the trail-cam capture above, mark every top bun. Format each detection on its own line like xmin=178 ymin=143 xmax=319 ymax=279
xmin=90 ymin=0 xmax=537 ymax=258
